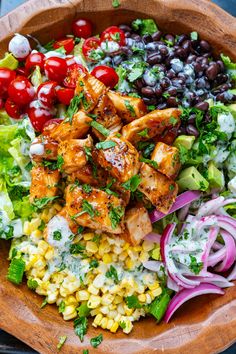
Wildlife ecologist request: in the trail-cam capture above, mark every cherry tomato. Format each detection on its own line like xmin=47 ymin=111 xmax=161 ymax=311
xmin=72 ymin=18 xmax=92 ymax=39
xmin=91 ymin=65 xmax=119 ymax=88
xmin=56 ymin=87 xmax=74 ymax=105
xmin=0 ymin=68 xmax=16 ymax=97
xmin=53 ymin=38 xmax=75 ymax=54
xmin=28 ymin=104 xmax=53 ymax=132
xmin=37 ymin=81 xmax=57 ymax=108
xmin=44 ymin=57 xmax=67 ymax=83
xmin=100 ymin=26 xmax=125 ymax=46
xmin=63 ymin=63 xmax=87 ymax=88
xmin=0 ymin=98 xmax=4 ymax=109
xmin=82 ymin=37 xmax=100 ymax=60
xmin=8 ymin=76 xmax=35 ymax=106
xmin=25 ymin=52 xmax=45 ymax=71
xmin=5 ymin=98 xmax=22 ymax=119
xmin=16 ymin=67 xmax=29 ymax=76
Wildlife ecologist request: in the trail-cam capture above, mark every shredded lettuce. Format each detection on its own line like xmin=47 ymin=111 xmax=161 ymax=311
xmin=221 ymin=54 xmax=236 ymax=81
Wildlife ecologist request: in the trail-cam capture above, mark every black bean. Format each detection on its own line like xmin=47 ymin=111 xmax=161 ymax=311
xmin=165 ymin=34 xmax=175 ymax=44
xmin=178 ymin=126 xmax=187 ymax=135
xmin=152 ymin=31 xmax=162 ymax=41
xmin=175 ymin=47 xmax=187 ymax=59
xmin=201 ymin=58 xmax=209 ymax=66
xmin=176 ymin=34 xmax=188 ymax=45
xmin=119 ymin=24 xmax=132 ymax=32
xmin=195 ymin=77 xmax=207 ymax=89
xmin=172 ymin=78 xmax=184 ymax=88
xmin=156 ymin=102 xmax=167 ymax=109
xmin=215 ymin=73 xmax=228 ymax=84
xmin=216 ymin=60 xmax=224 ymax=72
xmin=202 ymin=52 xmax=211 ymax=58
xmin=188 ymin=114 xmax=196 ymax=124
xmin=190 ymin=40 xmax=199 ymax=49
xmin=205 ymin=62 xmax=219 ymax=80
xmin=167 ymin=70 xmax=176 ymax=79
xmin=125 ymin=32 xmax=131 ymax=38
xmin=204 ymin=112 xmax=211 ymax=123
xmin=186 ymin=124 xmax=199 ymax=137
xmin=143 ymin=97 xmax=158 ymax=105
xmin=167 ymin=96 xmax=178 ymax=107
xmin=167 ymin=86 xmax=177 ymax=96
xmin=155 ymin=86 xmax=163 ymax=97
xmin=131 ymin=34 xmax=141 ymax=41
xmin=185 ymin=91 xmax=196 ymax=103
xmin=216 ymin=93 xmax=226 ymax=102
xmin=141 ymin=86 xmax=155 ymax=97
xmin=154 ymin=64 xmax=166 ymax=72
xmin=220 ymin=83 xmax=231 ymax=91
xmin=159 ymin=46 xmax=169 ymax=57
xmin=142 ymin=34 xmax=153 ymax=44
xmin=186 ymin=54 xmax=197 ymax=63
xmin=120 ymin=46 xmax=132 ymax=56
xmin=194 ymin=101 xmax=209 ymax=111
xmin=165 ymin=54 xmax=175 ymax=66
xmin=178 ymin=72 xmax=187 ymax=81
xmin=193 ymin=62 xmax=202 ymax=73
xmin=135 ymin=78 xmax=145 ymax=90
xmin=147 ymin=53 xmax=162 ymax=65
xmin=145 ymin=42 xmax=159 ymax=51
xmin=160 ymin=77 xmax=171 ymax=89
xmin=182 ymin=40 xmax=191 ymax=53
xmin=200 ymin=40 xmax=211 ymax=52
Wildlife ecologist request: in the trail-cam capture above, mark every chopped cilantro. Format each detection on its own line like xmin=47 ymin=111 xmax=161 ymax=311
xmin=128 ymin=62 xmax=147 ymax=82
xmin=66 ymin=93 xmax=84 ymax=123
xmin=137 ymin=128 xmax=149 ymax=138
xmin=105 ymin=265 xmax=119 ymax=284
xmin=162 ymin=92 xmax=170 ymax=99
xmin=27 ymin=278 xmax=38 ymax=290
xmin=90 ymin=120 xmax=110 ymax=137
xmin=169 ymin=116 xmax=178 ymax=125
xmin=59 ymin=301 xmax=65 ymax=313
xmin=57 ymin=336 xmax=67 ymax=351
xmin=38 ymin=220 xmax=46 ymax=231
xmin=95 ymin=141 xmax=117 ymax=150
xmin=108 ymin=205 xmax=124 ymax=229
xmin=112 ymin=0 xmax=120 ymax=7
xmin=90 ymin=334 xmax=103 ymax=348
xmin=122 ymin=174 xmax=141 ymax=192
xmin=125 ymin=295 xmax=142 ymax=309
xmin=75 ymin=200 xmax=100 ymax=218
xmin=53 ymin=230 xmax=62 ymax=241
xmin=119 ymin=321 xmax=126 ymax=329
xmin=69 ymin=243 xmax=86 ymax=255
xmin=124 ymin=100 xmax=136 ymax=117
xmin=83 ymin=350 xmax=89 ymax=354
xmin=131 ymin=19 xmax=158 ymax=35
xmin=169 ymin=184 xmax=175 ymax=191
xmin=190 ymin=31 xmax=198 ymax=40
xmin=77 ymin=303 xmax=90 ymax=317
xmin=137 ymin=141 xmax=155 ymax=158
xmin=189 ymin=255 xmax=203 ymax=274
xmin=32 ymin=196 xmax=58 ymax=211
xmin=140 ymin=156 xmax=158 ymax=169
xmin=74 ymin=316 xmax=88 ymax=342
xmin=57 ymin=155 xmax=64 ymax=171
xmin=41 ymin=298 xmax=48 ymax=308
xmin=147 ymin=105 xmax=156 ymax=111
xmin=89 ymin=259 xmax=99 ymax=269
xmin=82 ymin=184 xmax=92 ymax=193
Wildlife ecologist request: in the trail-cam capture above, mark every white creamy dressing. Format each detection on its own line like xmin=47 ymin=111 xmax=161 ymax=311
xmin=46 ymin=215 xmax=73 ymax=250
xmin=29 ymin=137 xmax=45 ymax=157
xmin=44 ymin=51 xmax=66 ymax=59
xmin=217 ymin=112 xmax=235 ymax=138
xmin=100 ymin=41 xmax=120 ymax=54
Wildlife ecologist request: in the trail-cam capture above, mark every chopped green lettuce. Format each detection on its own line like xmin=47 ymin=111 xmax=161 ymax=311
xmin=131 ymin=19 xmax=158 ymax=35
xmin=221 ymin=54 xmax=236 ymax=81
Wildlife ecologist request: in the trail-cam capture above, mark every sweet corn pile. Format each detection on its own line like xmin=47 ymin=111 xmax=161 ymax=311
xmin=12 ymin=204 xmax=162 ymax=334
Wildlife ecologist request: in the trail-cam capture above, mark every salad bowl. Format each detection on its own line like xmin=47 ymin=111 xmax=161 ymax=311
xmin=0 ymin=0 xmax=236 ymax=353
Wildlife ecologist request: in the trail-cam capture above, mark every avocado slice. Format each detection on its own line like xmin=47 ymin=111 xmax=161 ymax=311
xmin=174 ymin=135 xmax=195 ymax=150
xmin=0 ymin=53 xmax=18 ymax=70
xmin=208 ymin=161 xmax=225 ymax=189
xmin=177 ymin=166 xmax=209 ymax=191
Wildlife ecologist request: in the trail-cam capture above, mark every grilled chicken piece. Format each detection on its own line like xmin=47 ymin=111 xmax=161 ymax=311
xmin=95 ymin=134 xmax=140 ymax=183
xmin=151 ymin=142 xmax=181 ymax=179
xmin=92 ymin=92 xmax=122 ymax=140
xmin=107 ymin=91 xmax=147 ymax=123
xmin=58 ymin=136 xmax=93 ymax=174
xmin=65 ymin=185 xmax=125 ymax=234
xmin=104 ymin=177 xmax=131 ymax=206
xmin=138 ymin=163 xmax=178 ymax=213
xmin=30 ymin=165 xmax=60 ymax=203
xmin=49 ymin=111 xmax=92 ymax=142
xmin=68 ymin=163 xmax=108 ymax=187
xmin=29 ymin=136 xmax=58 ymax=162
xmin=155 ymin=125 xmax=179 ymax=145
xmin=122 ymin=205 xmax=152 ymax=245
xmin=122 ymin=108 xmax=181 ymax=145
xmin=75 ymin=72 xmax=106 ymax=112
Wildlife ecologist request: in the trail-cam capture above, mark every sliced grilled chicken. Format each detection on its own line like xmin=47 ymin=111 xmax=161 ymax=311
xmin=75 ymin=72 xmax=106 ymax=112
xmin=65 ymin=185 xmax=125 ymax=234
xmin=58 ymin=135 xmax=93 ymax=174
xmin=95 ymin=134 xmax=140 ymax=183
xmin=92 ymin=92 xmax=122 ymax=140
xmin=104 ymin=177 xmax=131 ymax=206
xmin=30 ymin=165 xmax=60 ymax=203
xmin=122 ymin=205 xmax=152 ymax=245
xmin=50 ymin=111 xmax=92 ymax=142
xmin=29 ymin=136 xmax=58 ymax=162
xmin=58 ymin=207 xmax=79 ymax=234
xmin=122 ymin=108 xmax=181 ymax=145
xmin=151 ymin=142 xmax=181 ymax=179
xmin=107 ymin=91 xmax=147 ymax=123
xmin=138 ymin=163 xmax=178 ymax=213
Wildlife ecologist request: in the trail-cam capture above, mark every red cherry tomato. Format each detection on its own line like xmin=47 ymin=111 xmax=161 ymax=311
xmin=25 ymin=52 xmax=45 ymax=71
xmin=100 ymin=26 xmax=125 ymax=46
xmin=72 ymin=18 xmax=92 ymax=39
xmin=8 ymin=76 xmax=35 ymax=106
xmin=53 ymin=38 xmax=75 ymax=54
xmin=0 ymin=68 xmax=16 ymax=97
xmin=16 ymin=67 xmax=29 ymax=76
xmin=91 ymin=65 xmax=119 ymax=88
xmin=44 ymin=57 xmax=67 ymax=83
xmin=5 ymin=98 xmax=22 ymax=119
xmin=63 ymin=63 xmax=87 ymax=88
xmin=56 ymin=87 xmax=74 ymax=105
xmin=82 ymin=37 xmax=100 ymax=60
xmin=37 ymin=81 xmax=57 ymax=107
xmin=28 ymin=104 xmax=53 ymax=132
xmin=0 ymin=98 xmax=4 ymax=109
xmin=43 ymin=118 xmax=63 ymax=130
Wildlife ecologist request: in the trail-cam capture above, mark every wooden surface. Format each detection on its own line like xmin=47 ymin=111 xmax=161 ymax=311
xmin=0 ymin=1 xmax=236 ymax=353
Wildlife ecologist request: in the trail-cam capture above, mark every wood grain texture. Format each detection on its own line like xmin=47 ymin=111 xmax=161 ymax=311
xmin=0 ymin=1 xmax=236 ymax=353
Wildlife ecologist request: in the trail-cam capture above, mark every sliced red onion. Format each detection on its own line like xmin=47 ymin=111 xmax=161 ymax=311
xmin=214 ymin=231 xmax=236 ymax=272
xmin=144 ymin=232 xmax=161 ymax=243
xmin=160 ymin=223 xmax=176 ymax=263
xmin=217 ymin=218 xmax=236 ymax=238
xmin=170 ymin=272 xmax=200 ymax=289
xmin=212 ymin=241 xmax=224 ymax=250
xmin=149 ymin=191 xmax=201 ymax=223
xmin=227 ymin=263 xmax=236 ymax=281
xmin=201 ymin=227 xmax=218 ymax=271
xmin=196 ymin=196 xmax=225 ymax=217
xmin=188 ymin=274 xmax=233 ymax=288
xmin=167 ymin=276 xmax=180 ymax=292
xmin=164 ymin=283 xmax=224 ymax=323
xmin=178 ymin=204 xmax=190 ymax=222
xmin=142 ymin=260 xmax=163 ymax=272
xmin=208 ymin=247 xmax=226 ymax=267
xmin=218 ymin=215 xmax=236 ymax=228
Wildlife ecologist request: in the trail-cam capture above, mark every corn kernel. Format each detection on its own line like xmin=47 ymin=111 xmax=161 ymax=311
xmin=113 ymin=295 xmax=123 ymax=305
xmin=100 ymin=306 xmax=109 ymax=315
xmin=117 ymin=303 xmax=125 ymax=315
xmin=88 ymin=284 xmax=99 ymax=295
xmin=151 ymin=287 xmax=162 ymax=297
xmin=138 ymin=294 xmax=146 ymax=303
xmin=93 ymin=274 xmax=105 ymax=288
xmin=110 ymin=322 xmax=119 ymax=333
xmin=93 ymin=314 xmax=103 ymax=326
xmin=86 ymin=241 xmax=98 ymax=253
xmin=114 ymin=313 xmax=122 ymax=322
xmin=107 ymin=319 xmax=114 ymax=330
xmin=101 ymin=294 xmax=113 ymax=306
xmin=83 ymin=233 xmax=94 ymax=241
xmin=139 ymin=251 xmax=149 ymax=262
xmin=123 ymin=319 xmax=133 ymax=334
xmin=45 ymin=249 xmax=54 ymax=260
xmin=125 ymin=258 xmax=134 ymax=270
xmin=142 ymin=240 xmax=154 ymax=252
xmin=124 ymin=305 xmax=133 ymax=316
xmin=76 ymin=290 xmax=90 ymax=301
xmin=65 ymin=295 xmax=77 ymax=305
xmin=47 ymin=292 xmax=58 ymax=304
xmin=108 ymin=310 xmax=118 ymax=319
xmin=149 ymin=282 xmax=160 ymax=291
xmin=100 ymin=317 xmax=108 ymax=329
xmin=90 ymin=308 xmax=100 ymax=316
xmin=87 ymin=295 xmax=101 ymax=308
xmin=133 ymin=245 xmax=142 ymax=252
xmin=102 ymin=254 xmax=112 ymax=264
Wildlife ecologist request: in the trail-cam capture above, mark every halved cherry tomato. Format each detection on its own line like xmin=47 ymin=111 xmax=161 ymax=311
xmin=25 ymin=52 xmax=45 ymax=71
xmin=8 ymin=76 xmax=35 ymax=106
xmin=82 ymin=37 xmax=100 ymax=60
xmin=28 ymin=104 xmax=53 ymax=132
xmin=44 ymin=57 xmax=67 ymax=83
xmin=0 ymin=68 xmax=16 ymax=97
xmin=72 ymin=18 xmax=92 ymax=39
xmin=91 ymin=65 xmax=119 ymax=88
xmin=100 ymin=26 xmax=125 ymax=46
xmin=16 ymin=67 xmax=29 ymax=76
xmin=53 ymin=38 xmax=75 ymax=54
xmin=37 ymin=81 xmax=57 ymax=108
xmin=5 ymin=98 xmax=22 ymax=119
xmin=63 ymin=63 xmax=87 ymax=88
xmin=56 ymin=87 xmax=74 ymax=105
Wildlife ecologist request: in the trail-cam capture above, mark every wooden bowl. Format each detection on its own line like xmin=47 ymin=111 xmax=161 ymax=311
xmin=0 ymin=1 xmax=236 ymax=353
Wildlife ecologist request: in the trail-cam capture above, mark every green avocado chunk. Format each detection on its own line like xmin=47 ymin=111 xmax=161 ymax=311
xmin=208 ymin=161 xmax=225 ymax=189
xmin=173 ymin=135 xmax=195 ymax=150
xmin=177 ymin=166 xmax=209 ymax=191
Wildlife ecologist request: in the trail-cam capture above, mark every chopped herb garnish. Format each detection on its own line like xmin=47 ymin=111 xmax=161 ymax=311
xmin=38 ymin=220 xmax=46 ymax=231
xmin=89 ymin=259 xmax=99 ymax=269
xmin=66 ymin=93 xmax=84 ymax=123
xmin=90 ymin=121 xmax=110 ymax=137
xmin=82 ymin=184 xmax=92 ymax=193
xmin=147 ymin=105 xmax=156 ymax=111
xmin=92 ymin=234 xmax=101 ymax=244
xmin=140 ymin=156 xmax=158 ymax=169
xmin=169 ymin=184 xmax=175 ymax=191
xmin=119 ymin=321 xmax=126 ymax=329
xmin=53 ymin=230 xmax=62 ymax=241
xmin=124 ymin=100 xmax=136 ymax=117
xmin=128 ymin=62 xmax=147 ymax=82
xmin=46 ymin=149 xmax=52 ymax=155
xmin=59 ymin=301 xmax=65 ymax=313
xmin=57 ymin=336 xmax=67 ymax=351
xmin=87 ymin=113 xmax=97 ymax=119
xmin=112 ymin=0 xmax=120 ymax=8
xmin=83 ymin=350 xmax=89 ymax=354
xmin=169 ymin=116 xmax=178 ymax=125
xmin=189 ymin=255 xmax=203 ymax=274
xmin=32 ymin=196 xmax=58 ymax=211
xmin=77 ymin=303 xmax=90 ymax=317
xmin=125 ymin=295 xmax=142 ymax=309
xmin=162 ymin=92 xmax=170 ymax=99
xmin=69 ymin=243 xmax=86 ymax=255
xmin=95 ymin=140 xmax=117 ymax=150
xmin=73 ymin=200 xmax=100 ymax=218
xmin=106 ymin=265 xmax=119 ymax=284
xmin=122 ymin=174 xmax=141 ymax=192
xmin=90 ymin=334 xmax=103 ymax=348
xmin=190 ymin=31 xmax=198 ymax=40
xmin=41 ymin=298 xmax=48 ymax=308
xmin=74 ymin=316 xmax=88 ymax=342
xmin=137 ymin=128 xmax=149 ymax=138
xmin=57 ymin=155 xmax=64 ymax=171
xmin=41 ymin=159 xmax=58 ymax=170
xmin=7 ymin=257 xmax=25 ymax=285
xmin=108 ymin=205 xmax=124 ymax=229
xmin=27 ymin=278 xmax=38 ymax=290
xmin=137 ymin=141 xmax=155 ymax=158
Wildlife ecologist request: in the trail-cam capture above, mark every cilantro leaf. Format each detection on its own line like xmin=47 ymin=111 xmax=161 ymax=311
xmin=137 ymin=128 xmax=149 ymax=138
xmin=128 ymin=62 xmax=147 ymax=82
xmin=66 ymin=93 xmax=84 ymax=123
xmin=90 ymin=121 xmax=110 ymax=137
xmin=74 ymin=317 xmax=88 ymax=342
xmin=69 ymin=243 xmax=86 ymax=255
xmin=140 ymin=156 xmax=158 ymax=169
xmin=125 ymin=295 xmax=142 ymax=309
xmin=32 ymin=196 xmax=58 ymax=211
xmin=53 ymin=230 xmax=62 ymax=241
xmin=57 ymin=336 xmax=67 ymax=351
xmin=105 ymin=265 xmax=119 ymax=284
xmin=122 ymin=175 xmax=141 ymax=192
xmin=90 ymin=334 xmax=103 ymax=348
xmin=108 ymin=205 xmax=124 ymax=229
xmin=27 ymin=278 xmax=38 ymax=290
xmin=124 ymin=100 xmax=136 ymax=117
xmin=95 ymin=141 xmax=117 ymax=150
xmin=112 ymin=0 xmax=120 ymax=8
xmin=82 ymin=184 xmax=92 ymax=193
xmin=189 ymin=255 xmax=203 ymax=274
xmin=59 ymin=301 xmax=65 ymax=313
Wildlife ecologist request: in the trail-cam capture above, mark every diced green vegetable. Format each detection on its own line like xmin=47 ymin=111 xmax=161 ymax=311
xmin=148 ymin=289 xmax=171 ymax=322
xmin=7 ymin=257 xmax=25 ymax=285
xmin=77 ymin=303 xmax=90 ymax=317
xmin=177 ymin=166 xmax=209 ymax=191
